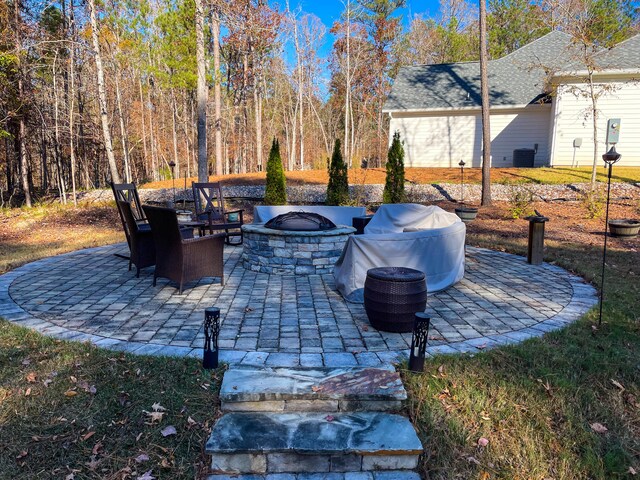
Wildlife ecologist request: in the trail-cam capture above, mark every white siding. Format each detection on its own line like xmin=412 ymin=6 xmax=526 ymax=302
xmin=551 ymin=79 xmax=640 ymax=166
xmin=389 ymin=106 xmax=552 ymax=168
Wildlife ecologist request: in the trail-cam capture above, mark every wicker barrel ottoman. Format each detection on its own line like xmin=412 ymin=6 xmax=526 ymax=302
xmin=364 ymin=267 xmax=427 ymax=333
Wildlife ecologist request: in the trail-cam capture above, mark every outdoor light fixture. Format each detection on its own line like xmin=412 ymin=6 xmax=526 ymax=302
xmin=203 ymin=307 xmax=221 ymax=369
xmin=168 ymin=161 xmax=177 ymax=207
xmin=598 ymin=145 xmax=622 ymax=327
xmin=408 ymin=312 xmax=431 ymax=372
xmin=458 ymin=160 xmax=466 ymax=203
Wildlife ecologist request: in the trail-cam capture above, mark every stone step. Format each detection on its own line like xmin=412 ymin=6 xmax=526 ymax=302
xmin=208 ymin=471 xmax=421 ymax=479
xmin=220 ymin=367 xmax=406 ymax=412
xmin=206 ymin=412 xmax=423 ymax=475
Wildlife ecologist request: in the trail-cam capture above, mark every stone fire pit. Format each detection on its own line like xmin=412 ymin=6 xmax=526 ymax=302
xmin=242 ymin=224 xmax=355 ymax=275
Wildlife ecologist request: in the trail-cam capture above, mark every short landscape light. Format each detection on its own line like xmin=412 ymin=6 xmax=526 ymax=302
xmin=598 ymin=146 xmax=621 ymax=327
xmin=203 ymin=307 xmax=221 ymax=369
xmin=458 ymin=160 xmax=466 ymax=203
xmin=409 ymin=312 xmax=430 ymax=373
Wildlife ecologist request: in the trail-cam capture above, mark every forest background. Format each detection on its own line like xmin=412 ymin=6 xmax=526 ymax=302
xmin=1 ymin=0 xmax=638 ymax=205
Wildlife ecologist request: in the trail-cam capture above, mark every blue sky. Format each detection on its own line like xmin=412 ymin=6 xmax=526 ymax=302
xmin=286 ymin=0 xmax=444 ymax=58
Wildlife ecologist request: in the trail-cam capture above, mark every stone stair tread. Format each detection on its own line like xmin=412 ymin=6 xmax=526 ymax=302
xmin=208 ymin=471 xmax=421 ymax=479
xmin=205 ymin=412 xmax=423 ymax=455
xmin=220 ymin=367 xmax=406 ymax=402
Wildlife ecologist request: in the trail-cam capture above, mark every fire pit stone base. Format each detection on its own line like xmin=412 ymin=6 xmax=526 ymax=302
xmin=242 ymin=224 xmax=356 ymax=275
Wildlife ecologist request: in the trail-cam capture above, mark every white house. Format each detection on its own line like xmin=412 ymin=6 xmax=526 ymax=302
xmin=384 ymin=31 xmax=640 ymax=167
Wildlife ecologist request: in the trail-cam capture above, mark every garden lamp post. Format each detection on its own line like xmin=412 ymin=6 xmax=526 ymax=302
xmin=598 ymin=146 xmax=621 ymax=327
xmin=168 ymin=161 xmax=176 ymax=207
xmin=408 ymin=312 xmax=431 ymax=372
xmin=203 ymin=307 xmax=221 ymax=369
xmin=459 ymin=160 xmax=466 ymax=203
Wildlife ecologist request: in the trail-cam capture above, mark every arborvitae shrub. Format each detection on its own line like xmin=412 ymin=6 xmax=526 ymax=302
xmin=264 ymin=138 xmax=287 ymax=205
xmin=383 ymin=131 xmax=406 ymax=204
xmin=326 ymin=138 xmax=349 ymax=206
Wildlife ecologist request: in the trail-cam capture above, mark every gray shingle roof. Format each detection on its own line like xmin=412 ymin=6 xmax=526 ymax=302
xmin=384 ymin=31 xmax=577 ymax=111
xmin=576 ymin=33 xmax=640 ymax=71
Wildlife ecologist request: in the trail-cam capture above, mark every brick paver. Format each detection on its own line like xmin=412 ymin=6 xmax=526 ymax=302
xmin=0 ymin=243 xmax=598 ymax=366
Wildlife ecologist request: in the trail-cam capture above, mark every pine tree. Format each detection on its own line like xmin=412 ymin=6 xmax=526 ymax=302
xmin=326 ymin=138 xmax=349 ymax=205
xmin=264 ymin=138 xmax=287 ymax=205
xmin=383 ymin=131 xmax=405 ymax=204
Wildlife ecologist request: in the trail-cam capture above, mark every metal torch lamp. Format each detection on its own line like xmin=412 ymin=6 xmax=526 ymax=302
xmin=168 ymin=161 xmax=177 ymax=207
xmin=203 ymin=307 xmax=221 ymax=369
xmin=409 ymin=312 xmax=431 ymax=372
xmin=598 ymin=145 xmax=621 ymax=327
xmin=458 ymin=160 xmax=466 ymax=203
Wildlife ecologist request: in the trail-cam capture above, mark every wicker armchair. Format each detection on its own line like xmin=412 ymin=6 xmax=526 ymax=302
xmin=117 ymin=201 xmax=156 ymax=277
xmin=111 ymin=182 xmax=147 ymax=225
xmin=192 ymin=182 xmax=244 ymax=245
xmin=143 ymin=205 xmax=225 ymax=294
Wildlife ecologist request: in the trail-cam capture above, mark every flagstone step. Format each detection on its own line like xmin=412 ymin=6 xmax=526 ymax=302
xmin=207 ymin=471 xmax=422 ymax=479
xmin=220 ymin=367 xmax=406 ymax=412
xmin=206 ymin=412 xmax=423 ymax=475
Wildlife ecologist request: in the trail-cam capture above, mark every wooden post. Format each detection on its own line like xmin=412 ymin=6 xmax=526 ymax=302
xmin=527 ymin=216 xmax=549 ymax=265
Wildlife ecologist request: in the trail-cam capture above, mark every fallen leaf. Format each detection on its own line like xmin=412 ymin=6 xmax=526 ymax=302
xmin=144 ymin=411 xmax=164 ymax=423
xmin=25 ymin=388 xmax=31 ymax=396
xmin=475 ymin=343 xmax=488 ymax=350
xmin=64 ymin=390 xmax=78 ymax=397
xmin=82 ymin=431 xmax=95 ymax=441
xmin=43 ymin=379 xmax=53 ymax=387
xmin=86 ymin=456 xmax=100 ymax=470
xmin=16 ymin=450 xmax=28 ymax=459
xmin=65 ymin=474 xmax=75 ymax=480
xmin=629 ymin=466 xmax=637 ymax=475
xmin=160 ymin=425 xmax=177 ymax=437
xmin=92 ymin=441 xmax=103 ymax=455
xmin=137 ymin=470 xmax=155 ymax=480
xmin=325 ymin=415 xmax=335 ymax=422
xmin=151 ymin=403 xmax=165 ymax=412
xmin=477 ymin=437 xmax=489 ymax=447
xmin=135 ymin=453 xmax=150 ymax=463
xmin=187 ymin=416 xmax=197 ymax=426
xmin=467 ymin=456 xmax=481 ymax=465
xmin=591 ymin=422 xmax=608 ymax=434
xmin=26 ymin=372 xmax=37 ymax=383
xmin=437 ymin=365 xmax=446 ymax=375
xmin=160 ymin=457 xmax=173 ymax=468
xmin=21 ymin=358 xmax=31 ymax=365
xmin=611 ymin=379 xmax=625 ymax=391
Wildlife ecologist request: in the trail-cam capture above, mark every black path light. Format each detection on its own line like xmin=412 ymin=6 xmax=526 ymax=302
xmin=459 ymin=160 xmax=466 ymax=202
xmin=598 ymin=145 xmax=621 ymax=327
xmin=409 ymin=312 xmax=431 ymax=372
xmin=168 ymin=160 xmax=177 ymax=207
xmin=203 ymin=307 xmax=221 ymax=369
xmin=455 ymin=159 xmax=478 ymax=224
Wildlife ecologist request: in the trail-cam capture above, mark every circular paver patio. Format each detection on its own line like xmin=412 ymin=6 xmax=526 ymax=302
xmin=0 ymin=243 xmax=597 ymax=367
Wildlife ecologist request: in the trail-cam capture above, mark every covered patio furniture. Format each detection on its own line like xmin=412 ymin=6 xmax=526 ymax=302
xmin=143 ymin=205 xmax=225 ymax=294
xmin=253 ymin=205 xmax=366 ymax=226
xmin=334 ymin=204 xmax=466 ymax=302
xmin=192 ymin=182 xmax=244 ymax=245
xmin=117 ymin=200 xmax=156 ymax=277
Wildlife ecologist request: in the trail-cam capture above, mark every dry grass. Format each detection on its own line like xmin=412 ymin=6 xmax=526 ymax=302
xmin=0 ymin=202 xmax=123 ymax=274
xmin=141 ymin=166 xmax=640 ymax=189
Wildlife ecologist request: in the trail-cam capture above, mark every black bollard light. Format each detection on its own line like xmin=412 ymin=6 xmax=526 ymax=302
xmin=203 ymin=307 xmax=221 ymax=369
xmin=168 ymin=161 xmax=177 ymax=207
xmin=408 ymin=312 xmax=431 ymax=372
xmin=598 ymin=146 xmax=621 ymax=327
xmin=459 ymin=160 xmax=466 ymax=203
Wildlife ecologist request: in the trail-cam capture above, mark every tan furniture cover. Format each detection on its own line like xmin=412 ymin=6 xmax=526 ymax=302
xmin=334 ymin=204 xmax=466 ymax=302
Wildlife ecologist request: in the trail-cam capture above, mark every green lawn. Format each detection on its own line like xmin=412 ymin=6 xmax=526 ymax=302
xmin=404 ymin=232 xmax=640 ymax=479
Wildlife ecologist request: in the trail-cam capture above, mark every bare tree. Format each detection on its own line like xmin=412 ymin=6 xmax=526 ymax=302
xmin=479 ymin=0 xmax=491 ymax=206
xmin=195 ymin=0 xmax=208 ymax=181
xmin=88 ymin=0 xmax=121 ymax=183
xmin=211 ymin=5 xmax=223 ymax=176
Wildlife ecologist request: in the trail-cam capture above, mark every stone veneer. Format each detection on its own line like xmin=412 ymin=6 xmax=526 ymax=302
xmin=242 ymin=224 xmax=356 ymax=275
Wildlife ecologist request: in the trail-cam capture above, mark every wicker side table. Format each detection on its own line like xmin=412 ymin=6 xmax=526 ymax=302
xmin=364 ymin=267 xmax=427 ymax=333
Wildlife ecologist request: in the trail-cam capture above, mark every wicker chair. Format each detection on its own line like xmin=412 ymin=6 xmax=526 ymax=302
xmin=111 ymin=182 xmax=147 ymax=226
xmin=143 ymin=205 xmax=225 ymax=294
xmin=117 ymin=201 xmax=156 ymax=277
xmin=192 ymin=182 xmax=244 ymax=245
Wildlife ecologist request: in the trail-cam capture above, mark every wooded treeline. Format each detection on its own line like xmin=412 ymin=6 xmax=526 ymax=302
xmin=1 ymin=0 xmax=637 ymax=205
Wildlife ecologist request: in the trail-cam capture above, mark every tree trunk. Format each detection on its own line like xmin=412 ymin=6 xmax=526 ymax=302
xmin=195 ymin=0 xmax=208 ymax=181
xmin=147 ymin=83 xmax=158 ymax=181
xmin=138 ymin=76 xmax=149 ymax=177
xmin=211 ymin=7 xmax=223 ymax=176
xmin=344 ymin=0 xmax=351 ymax=167
xmin=588 ymin=70 xmax=599 ymax=185
xmin=479 ymin=0 xmax=492 ymax=206
xmin=294 ymin=16 xmax=304 ymax=170
xmin=88 ymin=0 xmax=121 ymax=183
xmin=53 ymin=54 xmax=67 ymax=204
xmin=171 ymin=90 xmax=180 ymax=178
xmin=68 ymin=0 xmax=77 ymax=205
xmin=13 ymin=0 xmax=32 ymax=206
xmin=114 ymin=73 xmax=131 ymax=182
